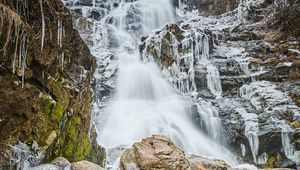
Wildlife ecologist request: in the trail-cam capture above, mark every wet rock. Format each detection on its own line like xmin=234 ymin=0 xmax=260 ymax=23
xmin=258 ymin=130 xmax=282 ymax=155
xmin=273 ymin=158 xmax=297 ymax=169
xmin=71 ymin=160 xmax=104 ymax=170
xmin=194 ymin=64 xmax=210 ymax=96
xmin=293 ymin=129 xmax=300 ymax=150
xmin=30 ymin=164 xmax=61 ymax=170
xmin=51 ymin=157 xmax=71 ymax=168
xmin=216 ymin=99 xmax=250 ymax=160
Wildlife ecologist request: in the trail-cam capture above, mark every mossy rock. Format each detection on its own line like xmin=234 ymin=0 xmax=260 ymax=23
xmin=36 ymin=96 xmax=65 ymax=146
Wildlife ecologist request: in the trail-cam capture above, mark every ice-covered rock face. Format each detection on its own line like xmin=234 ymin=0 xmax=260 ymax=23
xmin=174 ymin=0 xmax=238 ymax=15
xmin=141 ymin=23 xmax=222 ymax=98
xmin=140 ymin=0 xmax=300 ymax=167
xmin=239 ymin=81 xmax=300 ymax=163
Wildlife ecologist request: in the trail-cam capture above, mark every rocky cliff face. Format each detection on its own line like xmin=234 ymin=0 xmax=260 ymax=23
xmin=0 ymin=0 xmax=105 ymax=169
xmin=140 ymin=0 xmax=300 ymax=168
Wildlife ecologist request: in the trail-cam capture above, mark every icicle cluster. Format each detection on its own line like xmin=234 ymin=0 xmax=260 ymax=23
xmin=235 ymin=107 xmax=259 ymax=163
xmin=142 ymin=24 xmax=222 ymax=98
xmin=240 ymin=81 xmax=300 ymax=163
xmin=281 ymin=126 xmax=296 ymax=161
xmin=0 ymin=3 xmax=29 ymax=87
xmin=237 ymin=0 xmax=265 ymax=22
xmin=10 ymin=141 xmax=43 ymax=170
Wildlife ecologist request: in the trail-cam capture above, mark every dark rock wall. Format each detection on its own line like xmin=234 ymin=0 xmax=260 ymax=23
xmin=0 ymin=0 xmax=105 ymax=168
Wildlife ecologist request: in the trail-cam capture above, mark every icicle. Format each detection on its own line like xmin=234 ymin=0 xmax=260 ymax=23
xmin=13 ymin=27 xmax=20 ymax=74
xmin=170 ymin=34 xmax=180 ymax=65
xmin=236 ymin=107 xmax=259 ymax=163
xmin=201 ymin=34 xmax=210 ymax=62
xmin=57 ymin=19 xmax=60 ymax=46
xmin=14 ymin=31 xmax=28 ymax=88
xmin=20 ymin=33 xmax=27 ymax=88
xmin=57 ymin=18 xmax=63 ymax=48
xmin=281 ymin=127 xmax=295 ymax=160
xmin=39 ymin=0 xmax=45 ymax=50
xmin=61 ymin=51 xmax=64 ymax=71
xmin=194 ymin=39 xmax=200 ymax=63
xmin=258 ymin=153 xmax=268 ymax=165
xmin=241 ymin=144 xmax=246 ymax=156
xmin=206 ymin=64 xmax=222 ymax=98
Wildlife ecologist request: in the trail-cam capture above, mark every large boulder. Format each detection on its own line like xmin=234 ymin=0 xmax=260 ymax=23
xmin=120 ymin=135 xmax=234 ymax=170
xmin=120 ymin=135 xmax=190 ymax=170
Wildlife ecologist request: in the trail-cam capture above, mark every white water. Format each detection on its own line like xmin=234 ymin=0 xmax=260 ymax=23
xmin=85 ymin=0 xmax=237 ymax=165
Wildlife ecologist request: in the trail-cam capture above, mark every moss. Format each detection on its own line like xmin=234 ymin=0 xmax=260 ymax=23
xmin=37 ymin=96 xmax=65 ymax=146
xmin=261 ymin=155 xmax=281 ymax=168
xmin=52 ymin=103 xmax=65 ymax=123
xmin=57 ymin=115 xmax=91 ymax=162
xmin=265 ymin=156 xmax=276 ymax=168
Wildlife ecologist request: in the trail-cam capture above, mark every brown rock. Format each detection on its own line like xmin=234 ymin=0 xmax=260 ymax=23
xmin=236 ymin=166 xmax=293 ymax=170
xmin=291 ymin=121 xmax=300 ymax=128
xmin=187 ymin=154 xmax=230 ymax=170
xmin=71 ymin=160 xmax=104 ymax=170
xmin=120 ymin=135 xmax=235 ymax=170
xmin=120 ymin=135 xmax=190 ymax=170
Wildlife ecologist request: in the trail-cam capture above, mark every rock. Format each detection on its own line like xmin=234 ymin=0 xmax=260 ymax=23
xmin=291 ymin=121 xmax=300 ymax=128
xmin=120 ymin=135 xmax=236 ymax=170
xmin=71 ymin=160 xmax=104 ymax=170
xmin=51 ymin=157 xmax=71 ymax=168
xmin=265 ymin=166 xmax=297 ymax=170
xmin=120 ymin=135 xmax=190 ymax=170
xmin=273 ymin=158 xmax=297 ymax=169
xmin=187 ymin=154 xmax=229 ymax=170
xmin=30 ymin=164 xmax=61 ymax=170
xmin=293 ymin=129 xmax=300 ymax=150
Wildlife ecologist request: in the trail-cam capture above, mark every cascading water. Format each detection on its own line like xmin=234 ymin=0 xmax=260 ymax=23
xmin=64 ymin=0 xmax=237 ymax=166
xmin=90 ymin=0 xmax=237 ymax=165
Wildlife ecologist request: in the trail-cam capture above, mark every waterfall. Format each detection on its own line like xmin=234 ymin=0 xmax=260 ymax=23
xmin=64 ymin=0 xmax=237 ymax=166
